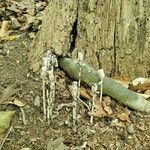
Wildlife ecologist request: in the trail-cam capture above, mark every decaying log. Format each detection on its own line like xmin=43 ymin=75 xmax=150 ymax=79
xmin=59 ymin=57 xmax=150 ymax=113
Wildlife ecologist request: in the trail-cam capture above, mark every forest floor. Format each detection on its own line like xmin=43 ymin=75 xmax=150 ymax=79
xmin=0 ymin=1 xmax=150 ymax=150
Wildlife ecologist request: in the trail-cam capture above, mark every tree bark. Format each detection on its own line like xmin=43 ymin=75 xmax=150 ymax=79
xmin=28 ymin=0 xmax=150 ymax=78
xmin=28 ymin=0 xmax=78 ymax=71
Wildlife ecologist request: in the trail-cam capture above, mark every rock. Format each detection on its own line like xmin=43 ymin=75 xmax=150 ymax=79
xmin=127 ymin=124 xmax=135 ymax=134
xmin=34 ymin=95 xmax=41 ymax=107
xmin=20 ymin=148 xmax=31 ymax=150
xmin=35 ymin=2 xmax=46 ymax=12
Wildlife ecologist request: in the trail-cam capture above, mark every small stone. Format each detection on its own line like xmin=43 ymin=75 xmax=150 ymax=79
xmin=127 ymin=124 xmax=135 ymax=134
xmin=99 ymin=121 xmax=105 ymax=128
xmin=20 ymin=148 xmax=31 ymax=150
xmin=28 ymin=32 xmax=35 ymax=39
xmin=36 ymin=2 xmax=46 ymax=12
xmin=27 ymin=73 xmax=30 ymax=78
xmin=33 ymin=77 xmax=39 ymax=81
xmin=34 ymin=95 xmax=41 ymax=107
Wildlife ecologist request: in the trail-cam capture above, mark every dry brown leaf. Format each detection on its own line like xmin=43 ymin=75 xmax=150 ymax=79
xmin=0 ymin=21 xmax=10 ymax=38
xmin=0 ymin=82 xmax=20 ymax=105
xmin=8 ymin=98 xmax=25 ymax=107
xmin=0 ymin=20 xmax=20 ymax=41
xmin=88 ymin=98 xmax=113 ymax=118
xmin=111 ymin=118 xmax=126 ymax=128
xmin=144 ymin=89 xmax=150 ymax=95
xmin=116 ymin=107 xmax=130 ymax=122
xmin=88 ymin=101 xmax=107 ymax=118
xmin=129 ymin=77 xmax=150 ymax=92
xmin=80 ymin=87 xmax=92 ymax=101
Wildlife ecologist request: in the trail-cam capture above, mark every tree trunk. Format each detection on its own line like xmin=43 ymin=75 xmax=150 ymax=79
xmin=28 ymin=0 xmax=150 ymax=78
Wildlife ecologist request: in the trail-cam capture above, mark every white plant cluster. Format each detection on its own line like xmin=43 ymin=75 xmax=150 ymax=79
xmin=70 ymin=52 xmax=105 ymax=125
xmin=90 ymin=69 xmax=105 ymax=124
xmin=97 ymin=69 xmax=105 ymax=103
xmin=41 ymin=50 xmax=58 ymax=123
xmin=71 ymin=81 xmax=78 ymax=127
xmin=70 ymin=52 xmax=84 ymax=127
xmin=77 ymin=52 xmax=84 ymax=97
xmin=90 ymin=83 xmax=98 ymax=124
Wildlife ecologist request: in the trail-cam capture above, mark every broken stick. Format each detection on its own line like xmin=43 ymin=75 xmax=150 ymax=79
xmin=58 ymin=57 xmax=150 ymax=113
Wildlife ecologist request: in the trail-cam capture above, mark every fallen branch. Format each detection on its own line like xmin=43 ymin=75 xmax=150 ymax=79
xmin=58 ymin=57 xmax=150 ymax=113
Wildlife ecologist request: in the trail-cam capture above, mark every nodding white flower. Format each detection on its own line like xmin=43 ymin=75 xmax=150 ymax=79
xmin=78 ymin=52 xmax=84 ymax=61
xmin=97 ymin=69 xmax=105 ymax=80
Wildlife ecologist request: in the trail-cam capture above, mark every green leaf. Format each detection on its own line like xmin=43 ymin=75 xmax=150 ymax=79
xmin=0 ymin=111 xmax=15 ymax=135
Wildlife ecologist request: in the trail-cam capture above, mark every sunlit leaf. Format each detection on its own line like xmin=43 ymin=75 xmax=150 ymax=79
xmin=0 ymin=111 xmax=15 ymax=135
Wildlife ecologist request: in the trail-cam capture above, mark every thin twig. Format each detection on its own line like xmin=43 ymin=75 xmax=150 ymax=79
xmin=77 ymin=96 xmax=90 ymax=110
xmin=0 ymin=126 xmax=13 ymax=150
xmin=20 ymin=107 xmax=27 ymax=125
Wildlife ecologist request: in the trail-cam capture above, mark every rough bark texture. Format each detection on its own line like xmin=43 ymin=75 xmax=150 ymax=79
xmin=29 ymin=0 xmax=150 ymax=78
xmin=28 ymin=0 xmax=78 ymax=71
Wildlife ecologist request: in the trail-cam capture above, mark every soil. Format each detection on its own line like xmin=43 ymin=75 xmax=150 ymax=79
xmin=0 ymin=1 xmax=150 ymax=150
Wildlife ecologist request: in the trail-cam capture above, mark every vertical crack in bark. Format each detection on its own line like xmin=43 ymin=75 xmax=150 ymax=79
xmin=69 ymin=18 xmax=78 ymax=52
xmin=119 ymin=0 xmax=123 ymax=23
xmin=69 ymin=4 xmax=78 ymax=53
xmin=96 ymin=51 xmax=101 ymax=69
xmin=111 ymin=20 xmax=117 ymax=77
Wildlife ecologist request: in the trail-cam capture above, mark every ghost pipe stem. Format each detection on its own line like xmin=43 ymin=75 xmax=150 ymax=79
xmin=58 ymin=57 xmax=150 ymax=113
xmin=97 ymin=69 xmax=105 ymax=103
